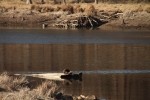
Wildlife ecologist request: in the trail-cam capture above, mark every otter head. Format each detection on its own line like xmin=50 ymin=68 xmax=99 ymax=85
xmin=63 ymin=69 xmax=71 ymax=74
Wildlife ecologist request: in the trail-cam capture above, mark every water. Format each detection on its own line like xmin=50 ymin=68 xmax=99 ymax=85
xmin=0 ymin=29 xmax=150 ymax=44
xmin=64 ymin=74 xmax=150 ymax=100
xmin=1 ymin=44 xmax=150 ymax=71
xmin=0 ymin=29 xmax=150 ymax=100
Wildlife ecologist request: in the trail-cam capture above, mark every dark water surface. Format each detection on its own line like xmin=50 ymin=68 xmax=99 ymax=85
xmin=1 ymin=44 xmax=150 ymax=71
xmin=0 ymin=29 xmax=150 ymax=100
xmin=0 ymin=29 xmax=150 ymax=44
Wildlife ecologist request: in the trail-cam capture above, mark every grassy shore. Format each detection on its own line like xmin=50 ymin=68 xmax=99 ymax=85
xmin=0 ymin=72 xmax=99 ymax=100
xmin=0 ymin=0 xmax=150 ymax=29
xmin=0 ymin=72 xmax=60 ymax=100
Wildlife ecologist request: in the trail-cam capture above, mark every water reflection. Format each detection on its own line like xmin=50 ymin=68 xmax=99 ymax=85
xmin=0 ymin=44 xmax=150 ymax=72
xmin=0 ymin=44 xmax=150 ymax=100
xmin=64 ymin=74 xmax=150 ymax=100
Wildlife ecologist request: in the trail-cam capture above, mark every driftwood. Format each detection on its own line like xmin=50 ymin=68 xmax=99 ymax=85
xmin=53 ymin=15 xmax=107 ymax=29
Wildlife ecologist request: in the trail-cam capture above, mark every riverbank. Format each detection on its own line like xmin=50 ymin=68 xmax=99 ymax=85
xmin=0 ymin=72 xmax=100 ymax=100
xmin=0 ymin=1 xmax=150 ymax=30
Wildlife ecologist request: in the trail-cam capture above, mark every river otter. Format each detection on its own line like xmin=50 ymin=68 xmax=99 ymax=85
xmin=61 ymin=69 xmax=82 ymax=81
xmin=63 ymin=68 xmax=73 ymax=75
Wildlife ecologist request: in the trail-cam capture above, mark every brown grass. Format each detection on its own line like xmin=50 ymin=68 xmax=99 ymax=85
xmin=55 ymin=6 xmax=61 ymax=11
xmin=74 ymin=5 xmax=84 ymax=13
xmin=84 ymin=5 xmax=96 ymax=16
xmin=31 ymin=5 xmax=54 ymax=12
xmin=132 ymin=5 xmax=143 ymax=12
xmin=89 ymin=3 xmax=149 ymax=13
xmin=0 ymin=72 xmax=60 ymax=100
xmin=36 ymin=81 xmax=59 ymax=97
xmin=60 ymin=4 xmax=74 ymax=14
xmin=0 ymin=72 xmax=28 ymax=92
xmin=0 ymin=1 xmax=149 ymax=14
xmin=145 ymin=7 xmax=150 ymax=13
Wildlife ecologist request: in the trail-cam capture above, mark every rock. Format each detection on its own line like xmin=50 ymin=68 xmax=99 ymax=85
xmin=54 ymin=92 xmax=63 ymax=99
xmin=86 ymin=95 xmax=97 ymax=100
xmin=77 ymin=96 xmax=84 ymax=100
xmin=76 ymin=95 xmax=85 ymax=100
xmin=80 ymin=95 xmax=86 ymax=98
xmin=75 ymin=95 xmax=99 ymax=100
xmin=53 ymin=92 xmax=73 ymax=100
xmin=0 ymin=87 xmax=5 ymax=92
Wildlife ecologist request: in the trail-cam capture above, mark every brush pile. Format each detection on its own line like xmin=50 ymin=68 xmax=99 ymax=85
xmin=53 ymin=15 xmax=107 ymax=29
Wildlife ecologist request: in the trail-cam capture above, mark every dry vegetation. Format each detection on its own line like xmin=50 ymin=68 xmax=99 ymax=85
xmin=0 ymin=72 xmax=60 ymax=100
xmin=0 ymin=1 xmax=149 ymax=14
xmin=0 ymin=0 xmax=150 ymax=29
xmin=0 ymin=0 xmax=149 ymax=13
xmin=0 ymin=72 xmax=28 ymax=92
xmin=0 ymin=72 xmax=100 ymax=100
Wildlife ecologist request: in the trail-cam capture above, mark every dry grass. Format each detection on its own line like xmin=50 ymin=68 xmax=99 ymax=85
xmin=84 ymin=4 xmax=97 ymax=16
xmin=145 ymin=7 xmax=150 ymax=13
xmin=30 ymin=4 xmax=75 ymax=13
xmin=93 ymin=3 xmax=150 ymax=12
xmin=30 ymin=5 xmax=54 ymax=12
xmin=132 ymin=5 xmax=143 ymax=12
xmin=0 ymin=0 xmax=149 ymax=14
xmin=0 ymin=0 xmax=30 ymax=9
xmin=36 ymin=81 xmax=59 ymax=97
xmin=1 ymin=87 xmax=55 ymax=100
xmin=60 ymin=4 xmax=74 ymax=13
xmin=0 ymin=72 xmax=28 ymax=92
xmin=0 ymin=72 xmax=60 ymax=100
xmin=74 ymin=5 xmax=84 ymax=13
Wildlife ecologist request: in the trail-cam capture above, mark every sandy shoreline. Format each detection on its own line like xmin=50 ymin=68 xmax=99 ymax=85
xmin=0 ymin=2 xmax=150 ymax=30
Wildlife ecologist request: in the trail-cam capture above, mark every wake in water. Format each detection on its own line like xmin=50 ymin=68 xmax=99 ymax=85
xmin=76 ymin=70 xmax=150 ymax=74
xmin=14 ymin=70 xmax=150 ymax=81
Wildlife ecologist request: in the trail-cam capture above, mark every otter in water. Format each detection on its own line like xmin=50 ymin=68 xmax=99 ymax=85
xmin=63 ymin=69 xmax=72 ymax=74
xmin=61 ymin=72 xmax=82 ymax=81
xmin=61 ymin=69 xmax=82 ymax=81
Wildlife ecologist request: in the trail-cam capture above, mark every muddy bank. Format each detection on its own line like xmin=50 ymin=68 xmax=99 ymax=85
xmin=100 ymin=10 xmax=150 ymax=30
xmin=0 ymin=3 xmax=150 ymax=30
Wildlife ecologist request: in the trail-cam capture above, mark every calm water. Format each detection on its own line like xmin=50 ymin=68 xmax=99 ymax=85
xmin=0 ymin=29 xmax=150 ymax=44
xmin=0 ymin=29 xmax=150 ymax=100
